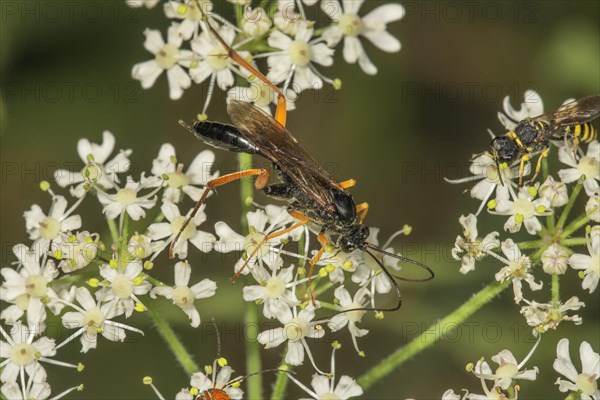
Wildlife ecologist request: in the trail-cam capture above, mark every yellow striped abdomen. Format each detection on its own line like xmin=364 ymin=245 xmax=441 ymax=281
xmin=572 ymin=123 xmax=597 ymax=143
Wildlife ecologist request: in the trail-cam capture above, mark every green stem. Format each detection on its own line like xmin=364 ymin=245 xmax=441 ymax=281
xmin=547 ymin=213 xmax=556 ymax=232
xmin=107 ymin=217 xmax=119 ymax=243
xmin=235 ymin=4 xmax=244 ymax=28
xmin=560 ymin=214 xmax=590 ymax=239
xmin=556 ymin=178 xmax=584 ymax=229
xmin=551 ymin=274 xmax=560 ymax=306
xmin=238 ymin=152 xmax=263 ymax=399
xmin=517 ymin=240 xmax=543 ymax=250
xmin=146 ymin=301 xmax=199 ymax=375
xmin=270 ymin=363 xmax=290 ymax=400
xmin=560 ymin=237 xmax=588 ymax=247
xmin=357 ymin=279 xmax=511 ymax=391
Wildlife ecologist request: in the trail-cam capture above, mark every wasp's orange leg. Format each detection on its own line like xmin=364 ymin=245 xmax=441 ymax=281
xmin=339 ymin=179 xmax=357 ymax=189
xmin=356 ymin=202 xmax=369 ymax=224
xmin=231 ymin=211 xmax=310 ymax=282
xmin=196 ymin=1 xmax=287 ymax=126
xmin=306 ymin=232 xmax=329 ymax=306
xmin=169 ymin=168 xmax=269 ymax=259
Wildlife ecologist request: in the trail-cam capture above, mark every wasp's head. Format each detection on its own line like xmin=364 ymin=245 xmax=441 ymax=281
xmin=491 ymin=136 xmax=518 ymax=162
xmin=339 ymin=225 xmax=370 ymax=253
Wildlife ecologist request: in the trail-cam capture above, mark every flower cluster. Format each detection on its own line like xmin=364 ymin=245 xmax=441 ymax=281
xmin=443 ymin=338 xmax=599 ymax=400
xmin=130 ymin=0 xmax=405 ymax=117
xmin=1 ymin=129 xmax=412 ymax=398
xmin=447 ymin=90 xmax=600 ymax=398
xmin=450 ymin=90 xmax=599 ymax=330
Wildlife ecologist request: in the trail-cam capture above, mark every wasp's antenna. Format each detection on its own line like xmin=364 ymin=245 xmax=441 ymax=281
xmin=469 ymin=150 xmax=487 ymax=162
xmin=365 ymin=244 xmax=434 ymax=282
xmin=227 ymin=369 xmax=293 ymax=387
xmin=493 ymin=151 xmax=506 ymax=187
xmin=209 ymin=314 xmax=222 ymax=360
xmin=318 ymin=249 xmax=403 ymax=321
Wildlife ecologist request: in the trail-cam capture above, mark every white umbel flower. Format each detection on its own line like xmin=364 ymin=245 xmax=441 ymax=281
xmin=587 ymin=195 xmax=600 ymax=222
xmin=494 ymin=239 xmax=542 ymax=303
xmin=288 ymin=344 xmax=363 ymax=400
xmin=321 ymin=0 xmax=404 ymax=75
xmin=151 ymin=144 xmax=218 ymax=203
xmin=0 ymin=320 xmax=79 ymax=384
xmin=0 ymin=245 xmax=61 ymax=323
xmin=96 ymin=174 xmax=163 ymax=231
xmin=451 ymin=214 xmax=500 ymax=274
xmin=472 ymin=337 xmax=540 ymax=390
xmin=257 ymin=304 xmax=325 ymax=368
xmin=51 ymin=231 xmax=99 ymax=273
xmin=267 ymin=21 xmax=334 ymax=92
xmin=568 ymin=225 xmax=600 ymax=293
xmin=150 ymin=261 xmax=217 ymax=327
xmin=94 ymin=261 xmax=152 ymax=318
xmin=558 ymin=141 xmax=600 ymax=196
xmin=444 ymin=153 xmax=521 ymax=216
xmin=59 ymin=287 xmax=143 ymax=353
xmin=554 ymin=338 xmax=600 ymax=399
xmin=24 ymin=195 xmax=82 ymax=249
xmin=53 ymin=131 xmax=132 ymax=198
xmin=491 ymin=185 xmax=552 ymax=235
xmin=147 ymin=201 xmax=216 ymax=259
xmin=242 ymin=263 xmax=300 ymax=320
xmin=132 ymin=23 xmax=193 ymax=100
xmin=328 ymin=286 xmax=370 ymax=354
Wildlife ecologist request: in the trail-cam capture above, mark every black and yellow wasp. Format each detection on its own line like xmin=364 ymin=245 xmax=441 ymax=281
xmin=490 ymin=94 xmax=600 ymax=185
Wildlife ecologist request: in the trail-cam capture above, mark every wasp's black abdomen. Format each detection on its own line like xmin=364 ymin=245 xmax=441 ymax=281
xmin=193 ymin=121 xmax=265 ymax=156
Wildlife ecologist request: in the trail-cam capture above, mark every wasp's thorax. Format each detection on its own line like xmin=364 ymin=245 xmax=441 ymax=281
xmin=514 ymin=120 xmax=542 ymax=144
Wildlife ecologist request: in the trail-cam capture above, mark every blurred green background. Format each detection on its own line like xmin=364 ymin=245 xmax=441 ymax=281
xmin=1 ymin=0 xmax=599 ymax=399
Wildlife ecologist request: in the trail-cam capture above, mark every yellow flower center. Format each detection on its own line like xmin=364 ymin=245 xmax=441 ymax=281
xmin=249 ymin=82 xmax=274 ymax=107
xmin=39 ymin=216 xmax=61 ymax=240
xmin=495 ymin=363 xmax=518 ymax=379
xmin=321 ymin=393 xmax=341 ymax=400
xmin=170 ymin=216 xmax=197 ymax=241
xmin=83 ymin=307 xmax=105 ymax=335
xmin=346 ymin=302 xmax=366 ymax=323
xmin=166 ymin=171 xmax=190 ymax=189
xmin=9 ymin=343 xmax=36 ymax=366
xmin=288 ymin=40 xmax=311 ymax=67
xmin=172 ymin=285 xmax=195 ymax=308
xmin=25 ymin=275 xmax=48 ymax=298
xmin=112 ymin=274 xmax=133 ymax=299
xmin=244 ymin=231 xmax=269 ymax=259
xmin=284 ymin=318 xmax=308 ymax=342
xmin=511 ymin=198 xmax=535 ymax=219
xmin=155 ymin=44 xmax=179 ymax=70
xmin=207 ymin=45 xmax=232 ymax=70
xmin=339 ymin=13 xmax=362 ymax=36
xmin=81 ymin=162 xmax=102 ymax=182
xmin=116 ymin=188 xmax=138 ymax=206
xmin=265 ymin=277 xmax=285 ymax=299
